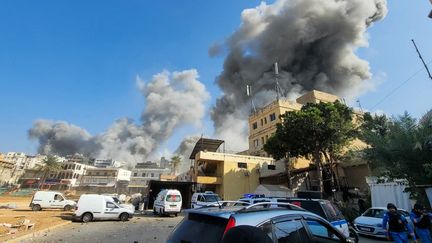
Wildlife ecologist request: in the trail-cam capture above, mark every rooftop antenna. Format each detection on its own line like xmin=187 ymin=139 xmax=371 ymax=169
xmin=411 ymin=39 xmax=432 ymax=81
xmin=246 ymin=84 xmax=257 ymax=113
xmin=356 ymin=99 xmax=364 ymax=113
xmin=274 ymin=62 xmax=283 ymax=100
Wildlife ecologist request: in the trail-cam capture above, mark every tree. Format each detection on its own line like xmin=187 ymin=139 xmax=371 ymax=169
xmin=170 ymin=155 xmax=182 ymax=175
xmin=264 ymin=101 xmax=357 ymax=193
xmin=37 ymin=156 xmax=62 ymax=189
xmin=361 ymin=111 xmax=432 ymax=202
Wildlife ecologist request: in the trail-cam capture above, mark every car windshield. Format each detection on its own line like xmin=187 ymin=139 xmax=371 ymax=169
xmin=363 ymin=209 xmax=386 ymax=218
xmin=168 ymin=213 xmax=228 ymax=243
xmin=166 ymin=194 xmax=181 ymax=202
xmin=203 ymin=195 xmax=220 ymax=202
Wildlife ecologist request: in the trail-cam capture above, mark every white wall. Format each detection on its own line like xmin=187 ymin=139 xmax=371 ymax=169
xmin=367 ymin=177 xmax=412 ymax=211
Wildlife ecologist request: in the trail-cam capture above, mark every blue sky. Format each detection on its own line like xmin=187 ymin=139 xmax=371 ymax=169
xmin=0 ymin=1 xmax=431 ymax=155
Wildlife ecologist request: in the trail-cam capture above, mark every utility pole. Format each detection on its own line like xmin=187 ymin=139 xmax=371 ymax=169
xmin=411 ymin=39 xmax=432 ymax=81
xmin=274 ymin=62 xmax=283 ymax=100
xmin=246 ymin=84 xmax=257 ymax=113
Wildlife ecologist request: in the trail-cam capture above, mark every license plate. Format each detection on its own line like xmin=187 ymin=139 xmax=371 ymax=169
xmin=170 ymin=205 xmax=177 ymax=207
xmin=358 ymin=226 xmax=373 ymax=232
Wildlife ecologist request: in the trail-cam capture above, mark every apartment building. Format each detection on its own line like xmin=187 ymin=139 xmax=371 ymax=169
xmin=81 ymin=168 xmax=131 ymax=187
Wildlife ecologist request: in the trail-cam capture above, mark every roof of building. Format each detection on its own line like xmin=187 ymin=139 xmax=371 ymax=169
xmin=189 ymin=138 xmax=225 ymax=159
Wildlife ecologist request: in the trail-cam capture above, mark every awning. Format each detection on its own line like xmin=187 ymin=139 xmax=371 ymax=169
xmin=189 ymin=138 xmax=224 ymax=159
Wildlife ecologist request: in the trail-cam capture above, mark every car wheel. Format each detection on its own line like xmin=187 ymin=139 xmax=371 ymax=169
xmin=32 ymin=204 xmax=41 ymax=211
xmin=82 ymin=213 xmax=93 ymax=223
xmin=174 ymin=213 xmax=178 ymax=217
xmin=119 ymin=213 xmax=129 ymax=221
xmin=64 ymin=205 xmax=72 ymax=211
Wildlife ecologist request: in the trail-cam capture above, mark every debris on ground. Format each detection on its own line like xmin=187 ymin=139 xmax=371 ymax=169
xmin=0 ymin=203 xmax=17 ymax=209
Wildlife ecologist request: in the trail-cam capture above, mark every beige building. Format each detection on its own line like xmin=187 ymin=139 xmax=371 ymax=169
xmin=191 ymin=138 xmax=274 ymax=200
xmin=248 ymin=90 xmax=339 ymax=158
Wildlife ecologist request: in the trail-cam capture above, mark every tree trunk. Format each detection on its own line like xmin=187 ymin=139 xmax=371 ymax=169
xmin=314 ymin=149 xmax=323 ymax=195
xmin=38 ymin=170 xmax=49 ymax=190
xmin=286 ymin=157 xmax=292 ymax=189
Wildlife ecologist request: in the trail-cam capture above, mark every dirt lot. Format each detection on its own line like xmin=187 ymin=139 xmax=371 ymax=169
xmin=0 ymin=196 xmax=72 ymax=242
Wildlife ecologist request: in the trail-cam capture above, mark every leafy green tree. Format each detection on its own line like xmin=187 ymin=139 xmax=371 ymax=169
xmin=170 ymin=155 xmax=182 ymax=175
xmin=37 ymin=155 xmax=63 ymax=189
xmin=264 ymin=101 xmax=357 ymax=193
xmin=361 ymin=111 xmax=432 ymax=201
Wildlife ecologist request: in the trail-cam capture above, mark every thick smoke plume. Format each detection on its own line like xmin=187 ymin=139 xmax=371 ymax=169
xmin=211 ymin=0 xmax=387 ymax=150
xmin=29 ymin=69 xmax=209 ymax=164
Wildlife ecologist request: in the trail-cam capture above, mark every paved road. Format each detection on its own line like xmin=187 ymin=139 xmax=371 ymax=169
xmin=22 ymin=212 xmax=388 ymax=243
xmin=25 ymin=213 xmax=182 ymax=243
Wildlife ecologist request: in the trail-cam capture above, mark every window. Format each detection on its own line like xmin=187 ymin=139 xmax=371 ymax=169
xmin=270 ymin=113 xmax=276 ymax=121
xmin=261 ymin=119 xmax=263 ymax=126
xmin=134 ymin=173 xmax=138 ymax=177
xmin=106 ymin=202 xmax=117 ymax=208
xmin=273 ymin=219 xmax=311 ymax=243
xmin=261 ymin=137 xmax=265 ymax=145
xmin=54 ymin=194 xmax=64 ymax=201
xmin=237 ymin=162 xmax=247 ymax=169
xmin=304 ymin=218 xmax=342 ymax=242
xmin=142 ymin=173 xmax=146 ymax=177
xmin=96 ymin=172 xmax=100 ymax=176
xmin=252 ymin=122 xmax=258 ymax=130
xmin=259 ymin=221 xmax=273 ymax=240
xmin=104 ymin=172 xmax=108 ymax=176
xmin=264 ymin=117 xmax=267 ymax=124
xmin=267 ymin=165 xmax=276 ymax=170
xmin=254 ymin=139 xmax=259 ymax=148
xmin=151 ymin=173 xmax=154 ymax=177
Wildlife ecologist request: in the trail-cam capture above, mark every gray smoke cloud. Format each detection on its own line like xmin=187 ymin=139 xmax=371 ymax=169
xmin=173 ymin=136 xmax=200 ymax=173
xmin=28 ymin=69 xmax=209 ymax=163
xmin=211 ymin=0 xmax=387 ymax=151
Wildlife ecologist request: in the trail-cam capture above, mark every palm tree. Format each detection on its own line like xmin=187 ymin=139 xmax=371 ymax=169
xmin=170 ymin=155 xmax=182 ymax=175
xmin=37 ymin=156 xmax=63 ymax=189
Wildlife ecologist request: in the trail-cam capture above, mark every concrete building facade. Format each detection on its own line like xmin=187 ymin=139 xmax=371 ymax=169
xmin=194 ymin=151 xmax=273 ymax=200
xmin=81 ymin=168 xmax=131 ymax=187
xmin=248 ymin=90 xmax=339 ymax=157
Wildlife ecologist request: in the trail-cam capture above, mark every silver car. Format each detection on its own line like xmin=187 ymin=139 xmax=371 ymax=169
xmin=353 ymin=207 xmax=413 ymax=238
xmin=167 ymin=202 xmax=356 ymax=243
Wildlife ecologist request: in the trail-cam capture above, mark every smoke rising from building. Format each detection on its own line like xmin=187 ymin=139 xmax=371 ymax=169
xmin=211 ymin=0 xmax=387 ymax=150
xmin=28 ymin=69 xmax=210 ymax=164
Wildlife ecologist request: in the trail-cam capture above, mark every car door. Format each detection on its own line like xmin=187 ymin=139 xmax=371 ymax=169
xmin=103 ymin=201 xmax=120 ymax=219
xmin=303 ymin=216 xmax=347 ymax=243
xmin=272 ymin=216 xmax=313 ymax=243
xmin=50 ymin=194 xmax=65 ymax=208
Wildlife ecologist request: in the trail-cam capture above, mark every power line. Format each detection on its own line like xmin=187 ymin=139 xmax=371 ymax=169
xmin=371 ymin=59 xmax=432 ymax=110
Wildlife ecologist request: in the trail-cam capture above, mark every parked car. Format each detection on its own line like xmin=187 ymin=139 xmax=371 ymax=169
xmin=281 ymin=198 xmax=350 ymax=238
xmin=191 ymin=191 xmax=221 ymax=208
xmin=238 ymin=195 xmax=350 ymax=238
xmin=74 ymin=194 xmax=134 ymax=223
xmin=167 ymin=202 xmax=356 ymax=243
xmin=153 ymin=189 xmax=182 ymax=216
xmin=353 ymin=207 xmax=413 ymax=238
xmin=29 ymin=191 xmax=76 ymax=211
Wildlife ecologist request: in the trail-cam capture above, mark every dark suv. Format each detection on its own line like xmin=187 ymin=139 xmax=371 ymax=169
xmin=167 ymin=202 xmax=355 ymax=243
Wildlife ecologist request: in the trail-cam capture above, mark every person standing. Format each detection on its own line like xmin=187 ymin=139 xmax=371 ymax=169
xmin=382 ymin=203 xmax=417 ymax=243
xmin=410 ymin=203 xmax=432 ymax=243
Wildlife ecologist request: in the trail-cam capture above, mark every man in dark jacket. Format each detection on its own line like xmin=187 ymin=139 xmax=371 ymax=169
xmin=410 ymin=203 xmax=432 ymax=243
xmin=382 ymin=203 xmax=416 ymax=243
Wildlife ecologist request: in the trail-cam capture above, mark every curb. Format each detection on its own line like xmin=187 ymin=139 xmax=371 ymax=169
xmin=7 ymin=220 xmax=72 ymax=243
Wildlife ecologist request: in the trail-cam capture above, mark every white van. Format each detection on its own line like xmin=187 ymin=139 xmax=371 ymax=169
xmin=74 ymin=194 xmax=135 ymax=222
xmin=30 ymin=191 xmax=76 ymax=211
xmin=153 ymin=189 xmax=182 ymax=216
xmin=191 ymin=191 xmax=221 ymax=208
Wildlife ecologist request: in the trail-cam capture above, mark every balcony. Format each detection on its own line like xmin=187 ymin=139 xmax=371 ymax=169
xmin=196 ymin=176 xmax=222 ymax=185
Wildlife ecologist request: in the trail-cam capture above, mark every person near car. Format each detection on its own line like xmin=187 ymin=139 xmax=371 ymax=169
xmin=382 ymin=203 xmax=417 ymax=243
xmin=221 ymin=225 xmax=272 ymax=243
xmin=410 ymin=203 xmax=432 ymax=243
